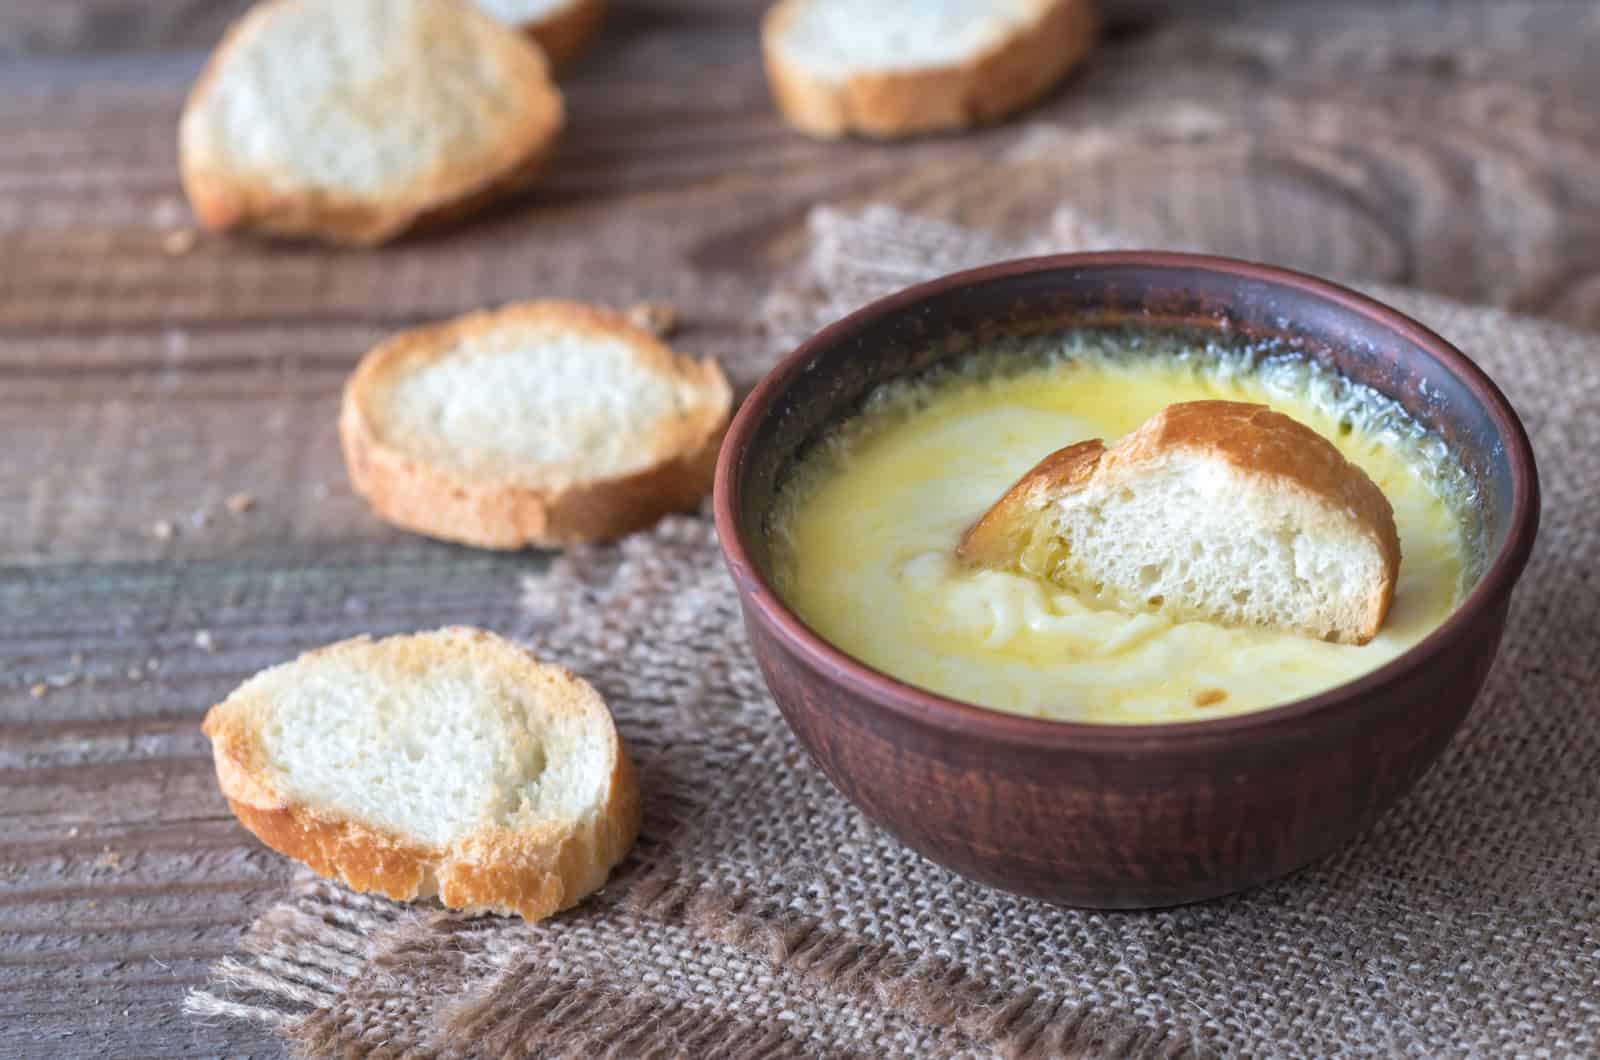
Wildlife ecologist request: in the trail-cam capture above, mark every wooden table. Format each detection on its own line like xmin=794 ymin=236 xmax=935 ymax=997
xmin=5 ymin=1 xmax=1598 ymax=1055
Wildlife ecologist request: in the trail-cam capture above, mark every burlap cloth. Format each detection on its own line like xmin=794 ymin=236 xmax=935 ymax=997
xmin=188 ymin=204 xmax=1599 ymax=1059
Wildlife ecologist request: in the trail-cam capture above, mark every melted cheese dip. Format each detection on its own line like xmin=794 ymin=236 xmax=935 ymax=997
xmin=772 ymin=342 xmax=1475 ymax=724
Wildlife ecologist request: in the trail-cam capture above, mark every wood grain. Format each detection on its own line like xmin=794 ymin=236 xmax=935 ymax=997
xmin=4 ymin=0 xmax=1599 ymax=1055
xmin=1 ymin=552 xmax=548 ymax=1057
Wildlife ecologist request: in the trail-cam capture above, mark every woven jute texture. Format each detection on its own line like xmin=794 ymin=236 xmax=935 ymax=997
xmin=188 ymin=206 xmax=1598 ymax=1059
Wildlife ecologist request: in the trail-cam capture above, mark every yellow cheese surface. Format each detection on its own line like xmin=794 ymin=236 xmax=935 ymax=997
xmin=772 ymin=352 xmax=1471 ymax=724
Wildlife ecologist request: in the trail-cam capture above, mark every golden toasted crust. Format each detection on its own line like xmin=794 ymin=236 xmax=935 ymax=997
xmin=959 ymin=401 xmax=1402 ymax=643
xmin=202 ymin=628 xmax=642 ymax=921
xmin=179 ymin=0 xmax=564 ymax=247
xmin=1112 ymin=402 xmax=1402 ymax=607
xmin=959 ymin=439 xmax=1105 ymax=569
xmin=522 ymin=0 xmax=607 ymax=65
xmin=761 ymin=0 xmax=1096 ymax=139
xmin=340 ymin=300 xmax=732 ymax=549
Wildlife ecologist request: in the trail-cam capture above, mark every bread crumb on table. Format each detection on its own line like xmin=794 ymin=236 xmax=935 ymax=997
xmin=161 ymin=229 xmax=197 ymax=256
xmin=149 ymin=519 xmax=175 ymax=540
xmin=625 ymin=301 xmax=679 ymax=338
xmin=225 ymin=492 xmax=256 ymax=514
xmin=29 ymin=683 xmax=47 ymax=699
xmin=194 ymin=630 xmax=215 ymax=652
xmin=150 ymin=196 xmax=184 ymax=228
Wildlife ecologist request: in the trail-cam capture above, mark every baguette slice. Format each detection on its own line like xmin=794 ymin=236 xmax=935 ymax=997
xmin=762 ymin=0 xmax=1096 ymax=139
xmin=959 ymin=401 xmax=1401 ymax=644
xmin=341 ymin=300 xmax=731 ymax=549
xmin=179 ymin=0 xmax=563 ymax=247
xmin=202 ymin=628 xmax=641 ymax=920
xmin=475 ymin=0 xmax=607 ymax=64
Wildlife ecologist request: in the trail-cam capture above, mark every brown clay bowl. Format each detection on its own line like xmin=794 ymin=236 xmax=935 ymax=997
xmin=713 ymin=252 xmax=1540 ymax=909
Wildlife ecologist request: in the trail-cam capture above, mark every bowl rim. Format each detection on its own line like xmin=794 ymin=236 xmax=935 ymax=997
xmin=713 ymin=251 xmax=1541 ymax=751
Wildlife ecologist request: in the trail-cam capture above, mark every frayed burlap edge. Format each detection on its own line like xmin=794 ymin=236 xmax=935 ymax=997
xmin=621 ymin=865 xmax=1213 ymax=1060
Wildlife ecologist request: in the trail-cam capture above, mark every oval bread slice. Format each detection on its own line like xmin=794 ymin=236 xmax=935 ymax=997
xmin=179 ymin=0 xmax=564 ymax=246
xmin=475 ymin=0 xmax=607 ymax=64
xmin=959 ymin=401 xmax=1402 ymax=644
xmin=340 ymin=300 xmax=732 ymax=549
xmin=761 ymin=0 xmax=1097 ymax=139
xmin=202 ymin=628 xmax=640 ymax=920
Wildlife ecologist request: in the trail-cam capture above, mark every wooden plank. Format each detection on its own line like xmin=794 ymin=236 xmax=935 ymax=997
xmin=3 ymin=4 xmax=1599 ymax=333
xmin=5 ymin=982 xmax=285 ymax=1060
xmin=4 ymin=4 xmax=1600 ymax=566
xmin=0 ymin=551 xmax=547 ymax=1057
xmin=0 ymin=0 xmax=1554 ymax=57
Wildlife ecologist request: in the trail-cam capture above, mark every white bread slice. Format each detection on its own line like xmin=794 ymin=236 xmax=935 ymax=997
xmin=179 ymin=0 xmax=564 ymax=247
xmin=340 ymin=300 xmax=732 ymax=549
xmin=475 ymin=0 xmax=607 ymax=64
xmin=959 ymin=401 xmax=1401 ymax=645
xmin=761 ymin=0 xmax=1096 ymax=139
xmin=202 ymin=628 xmax=640 ymax=921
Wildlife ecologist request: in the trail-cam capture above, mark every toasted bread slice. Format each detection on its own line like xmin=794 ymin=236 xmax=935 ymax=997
xmin=179 ymin=0 xmax=564 ymax=247
xmin=960 ymin=401 xmax=1401 ymax=644
xmin=340 ymin=300 xmax=732 ymax=549
xmin=476 ymin=0 xmax=607 ymax=64
xmin=761 ymin=0 xmax=1096 ymax=139
xmin=202 ymin=628 xmax=640 ymax=920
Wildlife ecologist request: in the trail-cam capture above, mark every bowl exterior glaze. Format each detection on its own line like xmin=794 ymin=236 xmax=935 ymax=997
xmin=715 ymin=252 xmax=1539 ymax=909
xmin=740 ymin=594 xmax=1509 ymax=907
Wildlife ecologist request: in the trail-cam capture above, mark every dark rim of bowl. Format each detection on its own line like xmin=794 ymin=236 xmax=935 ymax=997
xmin=713 ymin=251 xmax=1541 ymax=751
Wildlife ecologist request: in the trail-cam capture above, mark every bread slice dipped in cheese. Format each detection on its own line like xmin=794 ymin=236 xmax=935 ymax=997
xmin=340 ymin=299 xmax=731 ymax=549
xmin=761 ymin=0 xmax=1096 ymax=139
xmin=202 ymin=628 xmax=641 ymax=921
xmin=475 ymin=0 xmax=607 ymax=64
xmin=959 ymin=401 xmax=1401 ymax=644
xmin=179 ymin=0 xmax=563 ymax=246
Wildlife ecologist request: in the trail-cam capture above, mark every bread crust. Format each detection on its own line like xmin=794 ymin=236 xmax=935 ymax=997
xmin=959 ymin=438 xmax=1105 ymax=567
xmin=762 ymin=0 xmax=1096 ymax=139
xmin=340 ymin=300 xmax=732 ymax=549
xmin=522 ymin=0 xmax=607 ymax=65
xmin=960 ymin=401 xmax=1402 ymax=643
xmin=202 ymin=628 xmax=642 ymax=921
xmin=179 ymin=0 xmax=564 ymax=247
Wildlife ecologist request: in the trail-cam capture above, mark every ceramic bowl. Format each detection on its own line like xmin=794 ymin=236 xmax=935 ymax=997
xmin=713 ymin=252 xmax=1539 ymax=908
